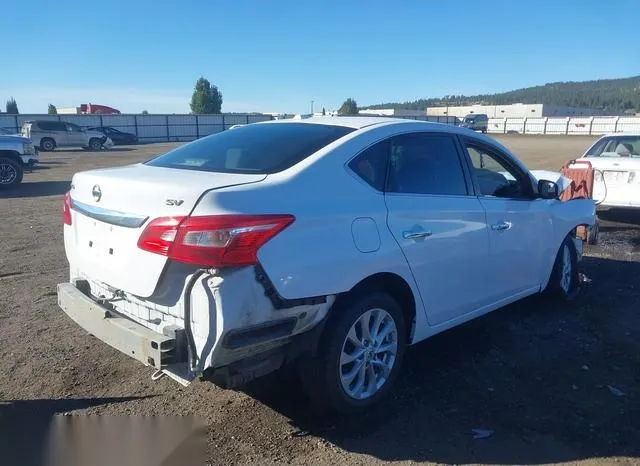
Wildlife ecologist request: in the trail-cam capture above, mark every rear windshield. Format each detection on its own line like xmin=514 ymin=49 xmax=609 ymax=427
xmin=586 ymin=136 xmax=640 ymax=158
xmin=145 ymin=123 xmax=355 ymax=174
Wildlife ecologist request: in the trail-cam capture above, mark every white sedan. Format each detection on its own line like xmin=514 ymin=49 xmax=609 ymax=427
xmin=57 ymin=117 xmax=595 ymax=412
xmin=580 ymin=133 xmax=640 ymax=208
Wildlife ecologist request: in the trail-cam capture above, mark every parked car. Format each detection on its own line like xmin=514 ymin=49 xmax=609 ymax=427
xmin=460 ymin=113 xmax=489 ymax=133
xmin=0 ymin=134 xmax=38 ymax=188
xmin=21 ymin=120 xmax=107 ymax=151
xmin=580 ymin=133 xmax=640 ymax=209
xmin=57 ymin=118 xmax=595 ymax=411
xmin=86 ymin=126 xmax=138 ymax=145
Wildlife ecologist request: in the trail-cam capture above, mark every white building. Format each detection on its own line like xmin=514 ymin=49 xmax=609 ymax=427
xmin=358 ymin=108 xmax=427 ymax=117
xmin=57 ymin=106 xmax=83 ymax=114
xmin=426 ymin=103 xmax=601 ymax=118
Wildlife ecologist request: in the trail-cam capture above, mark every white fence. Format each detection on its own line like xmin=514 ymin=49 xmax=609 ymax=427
xmin=487 ymin=116 xmax=640 ymax=135
xmin=3 ymin=113 xmax=639 ymax=140
xmin=0 ymin=113 xmax=273 ymax=142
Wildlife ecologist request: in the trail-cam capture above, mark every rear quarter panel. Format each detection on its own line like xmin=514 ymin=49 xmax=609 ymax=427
xmin=189 ymin=122 xmax=432 ymax=341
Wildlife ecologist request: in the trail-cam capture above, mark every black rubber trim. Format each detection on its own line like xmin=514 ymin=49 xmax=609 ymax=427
xmin=222 ymin=317 xmax=297 ymax=350
xmin=254 ymin=264 xmax=326 ymax=310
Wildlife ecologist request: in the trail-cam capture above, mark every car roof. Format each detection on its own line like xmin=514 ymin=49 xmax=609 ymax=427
xmin=257 ymin=116 xmax=500 ymax=141
xmin=598 ymin=132 xmax=640 ymax=138
xmin=259 ymin=116 xmax=417 ymax=129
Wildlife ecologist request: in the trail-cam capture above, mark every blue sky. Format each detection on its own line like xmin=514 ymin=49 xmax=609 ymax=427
xmin=3 ymin=0 xmax=639 ymax=114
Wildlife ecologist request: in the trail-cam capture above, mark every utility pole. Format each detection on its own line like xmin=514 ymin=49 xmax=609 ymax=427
xmin=311 ymin=100 xmax=314 ymax=115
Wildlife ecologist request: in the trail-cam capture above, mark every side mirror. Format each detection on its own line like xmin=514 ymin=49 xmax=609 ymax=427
xmin=538 ymin=179 xmax=559 ymax=199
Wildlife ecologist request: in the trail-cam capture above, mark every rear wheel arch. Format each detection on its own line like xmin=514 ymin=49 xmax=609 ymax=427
xmin=333 ymin=272 xmax=416 ymax=343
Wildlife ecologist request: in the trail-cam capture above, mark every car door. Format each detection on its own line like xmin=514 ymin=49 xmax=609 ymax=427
xmin=65 ymin=123 xmax=86 ymax=147
xmin=460 ymin=138 xmax=550 ymax=302
xmin=584 ymin=136 xmax=640 ymax=207
xmin=107 ymin=128 xmax=125 ymax=144
xmin=384 ymin=132 xmax=492 ymax=325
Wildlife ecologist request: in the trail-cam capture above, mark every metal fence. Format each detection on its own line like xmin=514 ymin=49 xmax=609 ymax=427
xmin=359 ymin=114 xmax=461 ymax=125
xmin=0 ymin=113 xmax=273 ymax=142
xmin=487 ymin=116 xmax=640 ymax=135
xmin=3 ymin=113 xmax=638 ymax=140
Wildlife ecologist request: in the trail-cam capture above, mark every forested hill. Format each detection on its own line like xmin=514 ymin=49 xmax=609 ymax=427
xmin=364 ymin=75 xmax=640 ymax=113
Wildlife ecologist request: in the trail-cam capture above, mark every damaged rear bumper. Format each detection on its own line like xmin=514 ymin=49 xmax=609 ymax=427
xmin=57 ymin=282 xmax=185 ymax=369
xmin=57 ymin=269 xmax=334 ymax=388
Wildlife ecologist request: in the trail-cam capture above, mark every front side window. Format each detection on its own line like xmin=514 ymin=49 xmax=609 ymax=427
xmin=386 ymin=134 xmax=468 ymax=196
xmin=146 ymin=123 xmax=355 ymax=174
xmin=464 ymin=143 xmax=530 ymax=198
xmin=586 ymin=136 xmax=640 ymax=158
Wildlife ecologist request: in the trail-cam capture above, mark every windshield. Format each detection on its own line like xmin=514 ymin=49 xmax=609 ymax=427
xmin=145 ymin=123 xmax=355 ymax=174
xmin=586 ymin=136 xmax=640 ymax=158
xmin=464 ymin=117 xmax=476 ymax=123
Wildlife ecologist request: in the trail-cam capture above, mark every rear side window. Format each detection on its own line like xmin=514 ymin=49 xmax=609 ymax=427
xmin=146 ymin=123 xmax=355 ymax=174
xmin=348 ymin=140 xmax=389 ymax=191
xmin=37 ymin=121 xmax=58 ymax=131
xmin=387 ymin=134 xmax=468 ymax=196
xmin=37 ymin=121 xmax=66 ymax=131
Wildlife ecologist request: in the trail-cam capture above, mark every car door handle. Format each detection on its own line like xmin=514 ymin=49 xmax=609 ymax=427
xmin=402 ymin=230 xmax=433 ymax=240
xmin=491 ymin=221 xmax=512 ymax=231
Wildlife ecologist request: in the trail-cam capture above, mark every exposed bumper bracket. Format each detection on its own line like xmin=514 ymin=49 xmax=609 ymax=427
xmin=57 ymin=282 xmax=185 ymax=369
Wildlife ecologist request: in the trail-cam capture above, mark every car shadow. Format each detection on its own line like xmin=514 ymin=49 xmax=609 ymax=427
xmin=240 ymin=255 xmax=640 ymax=464
xmin=598 ymin=209 xmax=640 ymax=226
xmin=48 ymin=148 xmax=136 ymax=153
xmin=0 ymin=396 xmax=155 ymax=466
xmin=0 ymin=180 xmax=70 ymax=198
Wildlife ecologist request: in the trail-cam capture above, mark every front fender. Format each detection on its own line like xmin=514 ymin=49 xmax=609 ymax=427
xmin=541 ymin=198 xmax=596 ymax=288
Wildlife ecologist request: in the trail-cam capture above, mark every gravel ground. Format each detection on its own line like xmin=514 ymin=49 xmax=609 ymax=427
xmin=1 ymin=135 xmax=639 ymax=465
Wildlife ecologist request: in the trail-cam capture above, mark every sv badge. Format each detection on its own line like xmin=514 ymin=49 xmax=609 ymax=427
xmin=166 ymin=199 xmax=184 ymax=206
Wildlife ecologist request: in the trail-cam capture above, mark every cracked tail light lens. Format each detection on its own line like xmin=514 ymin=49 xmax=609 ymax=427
xmin=63 ymin=191 xmax=72 ymax=225
xmin=138 ymin=214 xmax=295 ymax=267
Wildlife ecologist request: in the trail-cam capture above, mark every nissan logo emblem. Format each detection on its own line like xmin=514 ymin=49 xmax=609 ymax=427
xmin=92 ymin=185 xmax=102 ymax=202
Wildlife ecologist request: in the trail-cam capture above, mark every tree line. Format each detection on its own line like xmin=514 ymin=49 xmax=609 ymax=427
xmin=1 ymin=77 xmax=223 ymax=115
xmin=5 ymin=75 xmax=638 ymax=116
xmin=364 ymin=76 xmax=640 ymax=114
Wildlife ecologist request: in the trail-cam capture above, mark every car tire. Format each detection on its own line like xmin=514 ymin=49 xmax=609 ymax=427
xmin=298 ymin=291 xmax=407 ymax=412
xmin=0 ymin=157 xmax=24 ymax=189
xmin=89 ymin=138 xmax=102 ymax=151
xmin=40 ymin=138 xmax=56 ymax=152
xmin=546 ymin=236 xmax=579 ymax=300
xmin=587 ymin=220 xmax=599 ymax=245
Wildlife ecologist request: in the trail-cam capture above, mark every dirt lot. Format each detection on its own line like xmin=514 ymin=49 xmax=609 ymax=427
xmin=1 ymin=135 xmax=639 ymax=465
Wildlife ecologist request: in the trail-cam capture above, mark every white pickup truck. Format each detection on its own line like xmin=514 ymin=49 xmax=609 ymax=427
xmin=0 ymin=131 xmax=38 ymax=189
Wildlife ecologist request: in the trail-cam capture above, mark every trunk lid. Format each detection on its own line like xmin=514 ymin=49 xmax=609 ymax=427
xmin=67 ymin=163 xmax=266 ymax=297
xmin=589 ymin=157 xmax=640 ymax=205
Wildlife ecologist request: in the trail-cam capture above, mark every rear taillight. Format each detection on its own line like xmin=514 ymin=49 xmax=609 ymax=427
xmin=63 ymin=191 xmax=72 ymax=225
xmin=137 ymin=214 xmax=295 ymax=267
